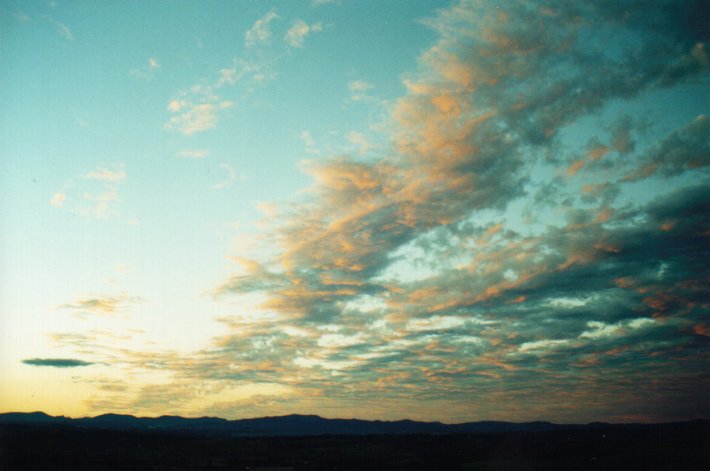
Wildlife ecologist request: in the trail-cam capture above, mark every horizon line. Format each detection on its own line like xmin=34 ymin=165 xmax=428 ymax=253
xmin=2 ymin=410 xmax=708 ymax=427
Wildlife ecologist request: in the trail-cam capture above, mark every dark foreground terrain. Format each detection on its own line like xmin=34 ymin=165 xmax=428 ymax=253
xmin=1 ymin=418 xmax=708 ymax=470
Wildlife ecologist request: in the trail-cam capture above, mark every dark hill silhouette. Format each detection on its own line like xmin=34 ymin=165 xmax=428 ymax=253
xmin=1 ymin=412 xmax=708 ymax=469
xmin=0 ymin=411 xmax=705 ymax=436
xmin=0 ymin=411 xmax=575 ymax=436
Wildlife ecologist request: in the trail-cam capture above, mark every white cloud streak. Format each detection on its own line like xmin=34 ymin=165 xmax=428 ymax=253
xmin=177 ymin=149 xmax=210 ymax=159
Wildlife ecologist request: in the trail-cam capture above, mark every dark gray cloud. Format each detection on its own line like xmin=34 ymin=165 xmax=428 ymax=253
xmin=624 ymin=115 xmax=710 ymax=181
xmin=22 ymin=358 xmax=94 ymax=368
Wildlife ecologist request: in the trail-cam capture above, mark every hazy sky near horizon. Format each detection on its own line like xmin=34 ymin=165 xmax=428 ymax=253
xmin=1 ymin=0 xmax=709 ymax=423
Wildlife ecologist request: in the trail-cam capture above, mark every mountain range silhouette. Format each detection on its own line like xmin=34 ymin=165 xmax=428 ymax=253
xmin=2 ymin=412 xmax=708 ymax=469
xmin=0 ymin=411 xmax=700 ymax=436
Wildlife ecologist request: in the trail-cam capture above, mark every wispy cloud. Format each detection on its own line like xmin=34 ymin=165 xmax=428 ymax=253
xmin=211 ymin=164 xmax=238 ymax=190
xmin=14 ymin=11 xmax=31 ymax=23
xmin=166 ymin=13 xmax=290 ymax=136
xmin=177 ymin=149 xmax=210 ymax=159
xmin=348 ymin=80 xmax=374 ymax=102
xmin=129 ymin=58 xmax=161 ymax=80
xmin=346 ymin=131 xmax=372 ymax=154
xmin=59 ymin=293 xmax=141 ymax=317
xmin=300 ymin=130 xmax=320 ymax=155
xmin=49 ymin=192 xmax=66 ymax=208
xmin=51 ymin=164 xmax=127 ymax=219
xmin=285 ymin=19 xmax=323 ymax=48
xmin=245 ymin=8 xmax=279 ymax=47
xmin=165 ymin=58 xmax=271 ymax=136
xmin=84 ymin=165 xmax=126 ymax=182
xmin=43 ymin=15 xmax=73 ymax=40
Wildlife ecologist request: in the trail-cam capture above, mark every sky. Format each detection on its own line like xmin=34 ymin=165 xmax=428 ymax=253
xmin=0 ymin=0 xmax=709 ymax=424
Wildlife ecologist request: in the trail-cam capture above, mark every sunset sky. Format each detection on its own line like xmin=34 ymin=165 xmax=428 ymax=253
xmin=1 ymin=0 xmax=709 ymax=424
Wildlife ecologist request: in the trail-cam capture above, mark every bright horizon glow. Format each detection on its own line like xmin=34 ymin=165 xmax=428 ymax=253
xmin=1 ymin=0 xmax=709 ymax=424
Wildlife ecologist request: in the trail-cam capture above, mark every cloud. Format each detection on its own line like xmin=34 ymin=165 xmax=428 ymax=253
xmin=348 ymin=80 xmax=374 ymax=102
xmin=84 ymin=165 xmax=126 ymax=182
xmin=346 ymin=131 xmax=372 ymax=154
xmin=57 ymin=22 xmax=73 ymax=40
xmin=211 ymin=164 xmax=238 ymax=190
xmin=285 ymin=19 xmax=323 ymax=48
xmin=14 ymin=11 xmax=31 ymax=23
xmin=217 ymin=65 xmax=241 ymax=86
xmin=168 ymin=100 xmax=186 ymax=112
xmin=348 ymin=80 xmax=373 ymax=92
xmin=216 ymin=60 xmax=274 ymax=87
xmin=164 ymin=60 xmax=266 ymax=136
xmin=51 ymin=0 xmax=710 ymax=423
xmin=624 ymin=114 xmax=710 ymax=181
xmin=51 ymin=164 xmax=127 ymax=219
xmin=49 ymin=192 xmax=66 ymax=208
xmin=129 ymin=58 xmax=161 ymax=80
xmin=165 ymin=35 xmax=278 ymax=136
xmin=579 ymin=318 xmax=656 ymax=340
xmin=406 ymin=316 xmax=466 ymax=332
xmin=177 ymin=149 xmax=210 ymax=159
xmin=245 ymin=8 xmax=279 ymax=47
xmin=59 ymin=293 xmax=141 ymax=316
xmin=206 ymin=0 xmax=710 ymax=421
xmin=300 ymin=130 xmax=316 ymax=147
xmin=22 ymin=358 xmax=93 ymax=368
xmin=518 ymin=339 xmax=573 ymax=353
xmin=300 ymin=130 xmax=320 ymax=155
xmin=165 ymin=101 xmax=234 ymax=136
xmin=44 ymin=15 xmax=73 ymax=40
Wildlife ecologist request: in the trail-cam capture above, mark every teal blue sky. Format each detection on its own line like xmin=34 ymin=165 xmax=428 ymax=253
xmin=1 ymin=1 xmax=709 ymax=422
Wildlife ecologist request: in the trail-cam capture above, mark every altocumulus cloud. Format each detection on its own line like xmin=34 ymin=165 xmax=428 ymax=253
xmin=23 ymin=358 xmax=94 ymax=368
xmin=53 ymin=0 xmax=710 ymax=423
xmin=50 ymin=164 xmax=128 ymax=219
xmin=206 ymin=0 xmax=710 ymax=422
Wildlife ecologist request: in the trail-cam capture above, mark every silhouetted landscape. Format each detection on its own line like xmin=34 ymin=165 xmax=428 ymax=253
xmin=1 ymin=412 xmax=708 ymax=469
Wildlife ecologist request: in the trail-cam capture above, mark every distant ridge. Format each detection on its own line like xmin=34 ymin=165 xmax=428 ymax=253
xmin=1 ymin=411 xmax=706 ymax=437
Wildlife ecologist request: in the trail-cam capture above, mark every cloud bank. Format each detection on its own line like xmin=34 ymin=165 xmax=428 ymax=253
xmin=52 ymin=0 xmax=710 ymax=423
xmin=208 ymin=0 xmax=710 ymax=422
